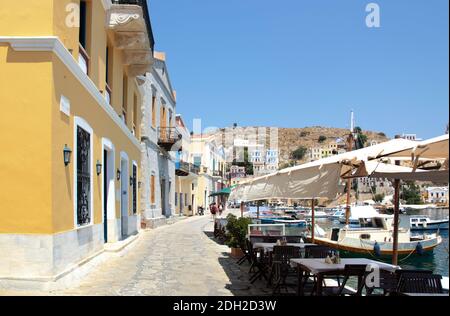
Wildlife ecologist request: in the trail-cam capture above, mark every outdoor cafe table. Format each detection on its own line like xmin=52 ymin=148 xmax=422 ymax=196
xmin=290 ymin=258 xmax=400 ymax=296
xmin=253 ymin=242 xmax=316 ymax=253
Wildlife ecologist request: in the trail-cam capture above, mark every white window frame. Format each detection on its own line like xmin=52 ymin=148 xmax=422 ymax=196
xmin=102 ymin=138 xmax=116 ymax=224
xmin=74 ymin=116 xmax=94 ymax=229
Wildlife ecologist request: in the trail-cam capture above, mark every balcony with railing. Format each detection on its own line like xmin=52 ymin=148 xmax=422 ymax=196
xmin=190 ymin=164 xmax=200 ymax=175
xmin=157 ymin=127 xmax=182 ymax=151
xmin=175 ymin=161 xmax=190 ymax=176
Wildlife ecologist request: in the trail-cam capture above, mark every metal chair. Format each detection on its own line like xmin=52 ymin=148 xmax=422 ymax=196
xmin=304 ymin=245 xmax=333 ymax=258
xmin=262 ymin=236 xmax=280 ymax=243
xmin=320 ymin=264 xmax=369 ymax=296
xmin=236 ymin=239 xmax=252 ymax=265
xmin=397 ymin=272 xmax=443 ymax=294
xmin=299 ymin=245 xmax=334 ymax=295
xmin=246 ymin=239 xmax=268 ymax=284
xmin=270 ymin=246 xmax=301 ymax=294
xmin=365 ymin=270 xmax=399 ymax=296
xmin=284 ymin=236 xmax=303 ymax=243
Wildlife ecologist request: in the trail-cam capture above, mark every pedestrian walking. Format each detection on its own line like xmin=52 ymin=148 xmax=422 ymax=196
xmin=218 ymin=203 xmax=223 ymax=217
xmin=210 ymin=202 xmax=217 ymax=221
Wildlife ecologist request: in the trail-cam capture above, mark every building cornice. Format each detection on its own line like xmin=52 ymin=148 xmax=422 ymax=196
xmin=0 ymin=36 xmax=141 ymax=149
xmin=150 ymin=67 xmax=176 ymax=106
xmin=102 ymin=0 xmax=113 ymax=11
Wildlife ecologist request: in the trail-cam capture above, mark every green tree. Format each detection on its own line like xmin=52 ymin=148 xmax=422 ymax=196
xmin=232 ymin=146 xmax=253 ymax=175
xmin=318 ymin=135 xmax=326 ymax=143
xmin=354 ymin=126 xmax=368 ymax=149
xmin=401 ymin=182 xmax=423 ymax=204
xmin=292 ymin=146 xmax=307 ymax=160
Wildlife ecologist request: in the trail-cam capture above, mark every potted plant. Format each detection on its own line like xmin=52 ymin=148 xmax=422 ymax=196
xmin=224 ymin=214 xmax=252 ymax=258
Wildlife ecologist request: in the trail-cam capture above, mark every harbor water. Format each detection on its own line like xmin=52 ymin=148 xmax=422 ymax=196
xmin=311 ymin=208 xmax=449 ymax=276
xmin=249 ymin=206 xmax=449 ymax=276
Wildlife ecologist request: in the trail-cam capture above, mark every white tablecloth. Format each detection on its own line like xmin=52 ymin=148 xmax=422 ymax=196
xmin=290 ymin=258 xmax=400 ymax=274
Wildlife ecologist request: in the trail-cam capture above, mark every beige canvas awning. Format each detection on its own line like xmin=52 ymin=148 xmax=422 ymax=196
xmin=229 ymin=163 xmax=343 ymax=201
xmin=230 ymin=136 xmax=448 ymax=202
xmin=377 ymin=134 xmax=449 ymax=160
xmin=345 ymin=160 xmax=449 ymax=184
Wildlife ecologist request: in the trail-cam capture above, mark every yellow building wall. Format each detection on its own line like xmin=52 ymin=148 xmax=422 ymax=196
xmin=51 ymin=56 xmax=141 ymax=233
xmin=175 ymin=177 xmax=197 ymax=216
xmin=0 ymin=0 xmax=54 ymax=36
xmin=0 ymin=47 xmax=53 ymax=234
xmin=0 ymin=0 xmax=143 ymax=234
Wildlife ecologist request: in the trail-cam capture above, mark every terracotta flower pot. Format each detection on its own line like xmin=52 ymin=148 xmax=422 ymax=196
xmin=230 ymin=247 xmax=244 ymax=259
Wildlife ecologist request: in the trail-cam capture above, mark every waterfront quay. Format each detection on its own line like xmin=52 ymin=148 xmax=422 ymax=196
xmin=0 ymin=210 xmax=270 ymax=296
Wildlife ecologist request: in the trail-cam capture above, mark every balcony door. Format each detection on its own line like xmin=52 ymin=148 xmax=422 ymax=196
xmin=161 ymin=178 xmax=167 ymax=216
xmin=160 ymin=105 xmax=166 ymax=140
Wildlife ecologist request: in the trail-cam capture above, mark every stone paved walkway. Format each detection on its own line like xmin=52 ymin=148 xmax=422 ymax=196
xmin=1 ymin=211 xmax=272 ymax=296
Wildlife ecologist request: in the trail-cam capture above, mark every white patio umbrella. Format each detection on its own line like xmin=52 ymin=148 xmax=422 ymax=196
xmin=346 ymin=160 xmax=449 ymax=184
xmin=377 ymin=134 xmax=449 ymax=161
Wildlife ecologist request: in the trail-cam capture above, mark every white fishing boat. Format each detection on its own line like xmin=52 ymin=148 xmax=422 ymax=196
xmin=338 ymin=205 xmax=380 ymax=225
xmin=329 ymin=209 xmax=346 ymax=220
xmin=304 ymin=209 xmax=328 ymax=218
xmin=272 ymin=218 xmax=308 ymax=227
xmin=402 ymin=203 xmax=437 ymax=210
xmin=410 ymin=216 xmax=449 ymax=231
xmin=311 ymin=215 xmax=442 ymax=257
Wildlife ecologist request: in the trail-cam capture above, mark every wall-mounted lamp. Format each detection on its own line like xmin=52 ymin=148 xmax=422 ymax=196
xmin=96 ymin=160 xmax=102 ymax=176
xmin=63 ymin=144 xmax=72 ymax=166
xmin=117 ymin=169 xmax=121 ymax=181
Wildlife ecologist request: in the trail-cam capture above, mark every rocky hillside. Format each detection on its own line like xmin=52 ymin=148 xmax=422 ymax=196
xmin=211 ymin=125 xmax=389 ymax=166
xmin=277 ymin=126 xmax=389 ymax=163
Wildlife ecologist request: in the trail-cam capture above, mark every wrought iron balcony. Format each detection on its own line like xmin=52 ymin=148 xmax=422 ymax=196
xmin=157 ymin=127 xmax=182 ymax=151
xmin=175 ymin=161 xmax=190 ymax=176
xmin=190 ymin=164 xmax=200 ymax=175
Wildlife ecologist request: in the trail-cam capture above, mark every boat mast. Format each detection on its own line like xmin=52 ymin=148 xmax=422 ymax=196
xmin=345 ymin=111 xmax=355 ymax=225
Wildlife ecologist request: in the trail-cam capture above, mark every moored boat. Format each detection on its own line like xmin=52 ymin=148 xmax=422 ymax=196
xmin=337 ymin=205 xmax=380 ymax=225
xmin=309 ymin=215 xmax=442 ymax=258
xmin=410 ymin=216 xmax=449 ymax=231
xmin=304 ymin=209 xmax=328 ymax=218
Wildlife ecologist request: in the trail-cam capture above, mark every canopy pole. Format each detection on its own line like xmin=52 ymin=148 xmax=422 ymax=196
xmin=345 ymin=130 xmax=353 ymax=225
xmin=257 ymin=201 xmax=260 ymax=220
xmin=392 ymin=161 xmax=401 ymax=265
xmin=240 ymin=201 xmax=244 ymax=218
xmin=345 ymin=178 xmax=351 ymax=225
xmin=311 ymin=199 xmax=315 ymax=243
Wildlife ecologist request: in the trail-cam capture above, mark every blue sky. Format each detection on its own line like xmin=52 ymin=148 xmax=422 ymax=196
xmin=148 ymin=0 xmax=449 ymax=139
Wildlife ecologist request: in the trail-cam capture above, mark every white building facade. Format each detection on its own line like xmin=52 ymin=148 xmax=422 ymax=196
xmin=426 ymin=187 xmax=449 ymax=204
xmin=140 ymin=52 xmax=178 ymax=228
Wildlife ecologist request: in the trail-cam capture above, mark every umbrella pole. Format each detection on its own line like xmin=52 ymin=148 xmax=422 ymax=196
xmin=345 ymin=178 xmax=351 ymax=225
xmin=392 ymin=178 xmax=400 ymax=265
xmin=240 ymin=201 xmax=244 ymax=218
xmin=257 ymin=201 xmax=260 ymax=220
xmin=311 ymin=199 xmax=315 ymax=243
